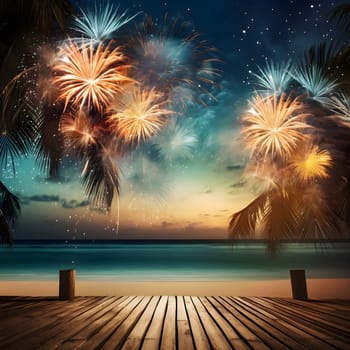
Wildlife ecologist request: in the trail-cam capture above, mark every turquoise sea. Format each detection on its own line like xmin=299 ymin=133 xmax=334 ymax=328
xmin=0 ymin=241 xmax=349 ymax=281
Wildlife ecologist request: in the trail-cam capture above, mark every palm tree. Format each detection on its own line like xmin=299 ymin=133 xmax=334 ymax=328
xmin=229 ymin=177 xmax=344 ymax=253
xmin=0 ymin=0 xmax=74 ymax=242
xmin=229 ymin=89 xmax=349 ymax=251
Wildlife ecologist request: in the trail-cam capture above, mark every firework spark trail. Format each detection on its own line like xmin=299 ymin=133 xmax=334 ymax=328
xmin=242 ymin=94 xmax=311 ymax=162
xmin=323 ymin=91 xmax=350 ymax=120
xmin=52 ymin=41 xmax=134 ymax=113
xmin=252 ymin=60 xmax=293 ymax=95
xmin=73 ymin=2 xmax=142 ymax=43
xmin=290 ymin=65 xmax=338 ymax=102
xmin=290 ymin=144 xmax=332 ymax=181
xmin=107 ymin=86 xmax=174 ymax=147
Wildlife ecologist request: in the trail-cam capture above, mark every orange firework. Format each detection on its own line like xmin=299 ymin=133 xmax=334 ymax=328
xmin=60 ymin=110 xmax=98 ymax=151
xmin=291 ymin=144 xmax=332 ymax=181
xmin=107 ymin=86 xmax=173 ymax=146
xmin=52 ymin=41 xmax=133 ymax=113
xmin=242 ymin=94 xmax=310 ymax=162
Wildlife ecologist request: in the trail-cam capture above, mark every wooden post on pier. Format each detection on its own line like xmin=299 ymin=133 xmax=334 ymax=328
xmin=59 ymin=269 xmax=75 ymax=300
xmin=290 ymin=269 xmax=308 ymax=301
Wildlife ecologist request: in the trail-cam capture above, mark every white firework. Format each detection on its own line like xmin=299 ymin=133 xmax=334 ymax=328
xmin=323 ymin=91 xmax=350 ymax=121
xmin=72 ymin=2 xmax=141 ymax=43
xmin=291 ymin=65 xmax=338 ymax=102
xmin=154 ymin=119 xmax=198 ymax=162
xmin=252 ymin=60 xmax=293 ymax=95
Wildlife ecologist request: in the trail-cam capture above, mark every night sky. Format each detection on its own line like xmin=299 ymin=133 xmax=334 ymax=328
xmin=3 ymin=0 xmax=347 ymax=240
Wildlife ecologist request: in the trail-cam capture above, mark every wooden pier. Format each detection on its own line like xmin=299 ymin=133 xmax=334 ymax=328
xmin=0 ymin=296 xmax=349 ymax=349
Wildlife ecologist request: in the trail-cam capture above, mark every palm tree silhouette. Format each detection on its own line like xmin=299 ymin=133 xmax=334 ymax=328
xmin=0 ymin=0 xmax=74 ymax=242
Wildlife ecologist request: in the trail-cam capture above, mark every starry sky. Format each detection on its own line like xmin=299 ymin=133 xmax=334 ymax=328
xmin=3 ymin=0 xmax=347 ymax=240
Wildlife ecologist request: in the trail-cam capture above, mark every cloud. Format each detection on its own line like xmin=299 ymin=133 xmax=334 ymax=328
xmin=161 ymin=221 xmax=175 ymax=228
xmin=21 ymin=194 xmax=90 ymax=209
xmin=230 ymin=178 xmax=247 ymax=188
xmin=226 ymin=164 xmax=244 ymax=171
xmin=25 ymin=194 xmax=60 ymax=202
xmin=184 ymin=221 xmax=203 ymax=230
xmin=204 ymin=189 xmax=213 ymax=194
xmin=61 ymin=200 xmax=90 ymax=209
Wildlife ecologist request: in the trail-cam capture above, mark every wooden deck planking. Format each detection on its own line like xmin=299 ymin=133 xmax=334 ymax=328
xmin=159 ymin=296 xmax=176 ymax=350
xmin=0 ymin=296 xmax=349 ymax=350
xmin=176 ymin=296 xmax=194 ymax=350
xmin=254 ymin=297 xmax=350 ymax=345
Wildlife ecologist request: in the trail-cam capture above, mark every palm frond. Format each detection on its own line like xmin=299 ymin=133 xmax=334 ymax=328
xmin=0 ymin=74 xmax=39 ymax=173
xmin=329 ymin=4 xmax=350 ymax=32
xmin=81 ymin=145 xmax=119 ymax=212
xmin=261 ymin=187 xmax=299 ymax=252
xmin=34 ymin=103 xmax=63 ymax=178
xmin=295 ymin=185 xmax=343 ymax=240
xmin=302 ymin=42 xmax=338 ymax=68
xmin=302 ymin=42 xmax=350 ymax=90
xmin=0 ymin=0 xmax=74 ymax=32
xmin=0 ymin=210 xmax=13 ymax=245
xmin=228 ymin=192 xmax=268 ymax=239
xmin=0 ymin=180 xmax=19 ymax=244
xmin=0 ymin=186 xmax=20 ymax=224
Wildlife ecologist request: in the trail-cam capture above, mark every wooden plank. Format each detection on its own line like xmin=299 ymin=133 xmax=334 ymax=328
xmin=275 ymin=297 xmax=350 ymax=324
xmin=96 ymin=296 xmax=152 ymax=350
xmin=235 ymin=297 xmax=327 ymax=350
xmin=0 ymin=297 xmax=106 ymax=349
xmin=159 ymin=296 xmax=176 ymax=350
xmin=250 ymin=298 xmax=348 ymax=349
xmin=209 ymin=297 xmax=269 ymax=350
xmin=262 ymin=298 xmax=350 ymax=338
xmin=191 ymin=296 xmax=233 ymax=350
xmin=62 ymin=296 xmax=134 ymax=347
xmin=120 ymin=296 xmax=161 ymax=350
xmin=37 ymin=296 xmax=130 ymax=350
xmin=199 ymin=297 xmax=250 ymax=350
xmin=184 ymin=296 xmax=211 ymax=350
xmin=228 ymin=297 xmax=306 ymax=350
xmin=220 ymin=297 xmax=290 ymax=350
xmin=26 ymin=297 xmax=118 ymax=350
xmin=141 ymin=296 xmax=168 ymax=350
xmin=176 ymin=296 xmax=194 ymax=350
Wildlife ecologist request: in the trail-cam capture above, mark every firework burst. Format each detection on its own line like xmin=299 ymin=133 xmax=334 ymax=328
xmin=52 ymin=41 xmax=133 ymax=113
xmin=127 ymin=15 xmax=220 ymax=107
xmin=242 ymin=94 xmax=310 ymax=161
xmin=291 ymin=65 xmax=338 ymax=102
xmin=252 ymin=60 xmax=293 ymax=95
xmin=323 ymin=91 xmax=350 ymax=120
xmin=72 ymin=2 xmax=141 ymax=44
xmin=107 ymin=86 xmax=173 ymax=147
xmin=154 ymin=118 xmax=198 ymax=162
xmin=59 ymin=110 xmax=98 ymax=153
xmin=291 ymin=144 xmax=332 ymax=181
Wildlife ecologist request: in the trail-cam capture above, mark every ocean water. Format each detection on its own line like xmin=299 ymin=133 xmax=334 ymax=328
xmin=0 ymin=241 xmax=349 ymax=281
